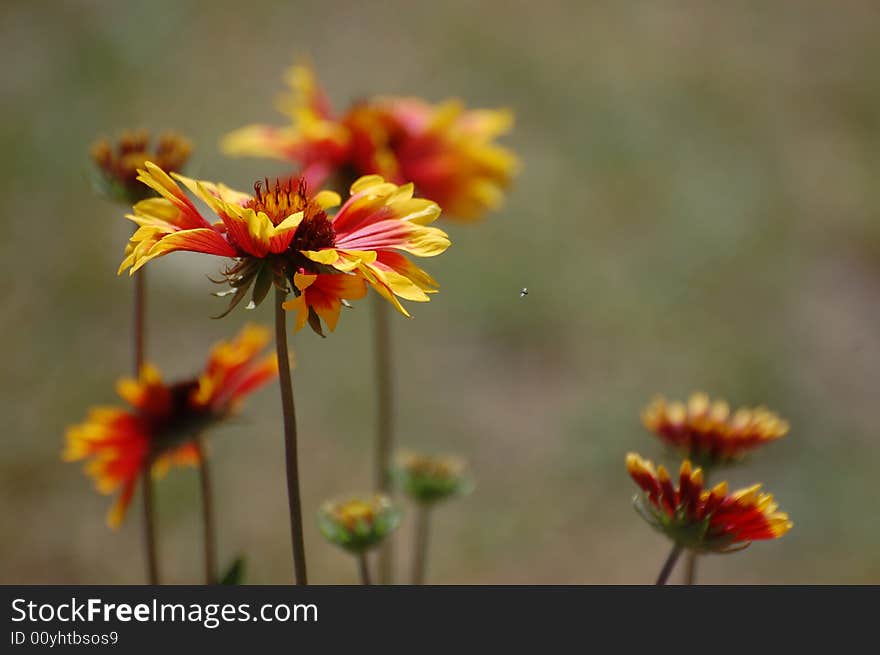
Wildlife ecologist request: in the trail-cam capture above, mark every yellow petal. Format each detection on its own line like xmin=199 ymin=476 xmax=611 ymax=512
xmin=280 ymin=294 xmax=310 ymax=332
xmin=350 ymin=175 xmax=392 ymax=196
xmin=292 ymin=272 xmax=317 ymax=291
xmin=302 ymin=249 xmax=340 ymax=266
xmin=313 ymin=190 xmax=341 ymax=210
xmin=274 ymin=211 xmax=305 ymax=232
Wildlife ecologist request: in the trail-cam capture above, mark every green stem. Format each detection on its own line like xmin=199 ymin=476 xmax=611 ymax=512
xmin=142 ymin=455 xmax=159 ymax=584
xmin=655 ymin=544 xmax=683 ymax=586
xmin=412 ymin=505 xmax=431 ymax=585
xmin=372 ymin=295 xmax=394 ymax=584
xmin=195 ymin=436 xmax=216 ymax=584
xmin=134 ymin=264 xmax=157 ymax=585
xmin=274 ymin=287 xmax=308 ymax=585
xmin=684 ymin=550 xmax=697 ymax=585
xmin=358 ymin=552 xmax=372 ymax=585
xmin=685 ymin=468 xmax=710 ymax=584
xmin=133 ymin=268 xmax=146 ymax=375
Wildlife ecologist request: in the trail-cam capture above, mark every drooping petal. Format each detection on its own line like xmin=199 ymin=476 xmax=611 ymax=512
xmin=281 ymin=292 xmax=311 ymax=333
xmin=301 ymin=247 xmax=376 ymax=274
xmin=354 ymin=263 xmax=411 ymax=317
xmin=360 ymin=261 xmax=431 ymax=303
xmin=282 ymin=272 xmax=368 ymax=332
xmin=308 ymin=273 xmax=368 ymax=332
xmin=376 ymin=251 xmax=440 ymax=293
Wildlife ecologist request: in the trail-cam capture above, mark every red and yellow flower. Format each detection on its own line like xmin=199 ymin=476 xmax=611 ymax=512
xmin=222 ymin=63 xmax=518 ymax=221
xmin=63 ymin=324 xmax=278 ymax=527
xmin=91 ymin=129 xmax=191 ymax=204
xmin=642 ymin=393 xmax=789 ymax=466
xmin=626 ymin=453 xmax=792 ymax=552
xmin=118 ymin=163 xmax=449 ymax=335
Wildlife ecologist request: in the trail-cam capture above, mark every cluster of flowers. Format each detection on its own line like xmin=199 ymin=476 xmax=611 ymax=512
xmin=67 ymin=62 xmax=512 ymax=584
xmin=69 ymin=60 xmax=797 ymax=585
xmin=628 ymin=393 xmax=793 ymax=583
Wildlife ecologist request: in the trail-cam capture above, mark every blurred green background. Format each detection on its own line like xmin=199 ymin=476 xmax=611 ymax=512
xmin=2 ymin=0 xmax=879 ymax=584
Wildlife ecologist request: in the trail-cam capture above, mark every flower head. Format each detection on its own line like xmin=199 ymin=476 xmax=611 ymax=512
xmin=91 ymin=129 xmax=191 ymax=204
xmin=222 ymin=63 xmax=518 ymax=221
xmin=642 ymin=393 xmax=789 ymax=467
xmin=317 ymin=494 xmax=401 ymax=553
xmin=626 ymin=453 xmax=792 ymax=553
xmin=63 ymin=324 xmax=277 ymax=527
xmin=393 ymin=451 xmax=473 ymax=504
xmin=118 ymin=164 xmax=449 ymax=335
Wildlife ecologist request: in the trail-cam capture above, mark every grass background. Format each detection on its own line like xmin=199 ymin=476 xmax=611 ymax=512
xmin=2 ymin=0 xmax=878 ymax=583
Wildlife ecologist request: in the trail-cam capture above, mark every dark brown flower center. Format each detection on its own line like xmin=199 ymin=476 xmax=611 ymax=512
xmin=290 ymin=205 xmax=337 ymax=252
xmin=146 ymin=379 xmax=214 ymax=452
xmin=166 ymin=380 xmax=202 ymax=420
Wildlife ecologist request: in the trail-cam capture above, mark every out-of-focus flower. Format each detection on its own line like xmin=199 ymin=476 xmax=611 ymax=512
xmin=393 ymin=451 xmax=473 ymax=504
xmin=222 ymin=63 xmax=518 ymax=221
xmin=317 ymin=495 xmax=401 ymax=553
xmin=626 ymin=453 xmax=792 ymax=553
xmin=63 ymin=324 xmax=278 ymax=527
xmin=91 ymin=129 xmax=191 ymax=204
xmin=117 ymin=164 xmax=449 ymax=335
xmin=642 ymin=393 xmax=789 ymax=467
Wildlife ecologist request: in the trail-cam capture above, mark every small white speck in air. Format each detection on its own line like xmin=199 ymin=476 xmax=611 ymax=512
xmin=519 ymin=287 xmax=528 ymax=298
